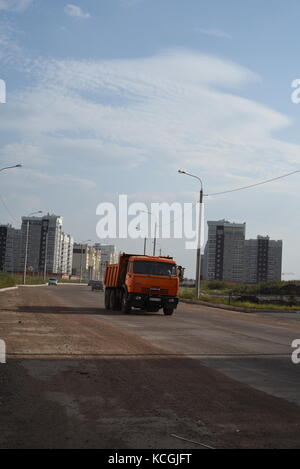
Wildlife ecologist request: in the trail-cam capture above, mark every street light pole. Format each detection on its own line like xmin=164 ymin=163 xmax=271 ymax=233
xmin=178 ymin=170 xmax=203 ymax=299
xmin=0 ymin=164 xmax=22 ymax=173
xmin=153 ymin=221 xmax=157 ymax=256
xmin=23 ymin=210 xmax=43 ymax=285
xmin=136 ymin=225 xmax=147 ymax=255
xmin=140 ymin=210 xmax=158 ymax=257
xmin=196 ymin=187 xmax=203 ymax=299
xmin=23 ymin=221 xmax=30 ymax=285
xmin=43 ymin=230 xmax=48 ymax=282
xmin=80 ymin=245 xmax=84 ymax=284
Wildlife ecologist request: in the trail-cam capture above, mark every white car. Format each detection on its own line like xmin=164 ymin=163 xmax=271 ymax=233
xmin=48 ymin=277 xmax=58 ymax=286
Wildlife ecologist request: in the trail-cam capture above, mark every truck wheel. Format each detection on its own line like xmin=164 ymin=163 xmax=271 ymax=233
xmin=163 ymin=306 xmax=174 ymax=316
xmin=110 ymin=290 xmax=122 ymax=311
xmin=121 ymin=293 xmax=132 ymax=314
xmin=105 ymin=289 xmax=111 ymax=310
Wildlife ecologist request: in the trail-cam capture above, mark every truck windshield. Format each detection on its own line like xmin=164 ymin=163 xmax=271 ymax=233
xmin=133 ymin=261 xmax=177 ymax=277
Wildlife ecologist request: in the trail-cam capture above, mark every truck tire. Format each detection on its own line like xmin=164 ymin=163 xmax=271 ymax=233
xmin=163 ymin=306 xmax=174 ymax=316
xmin=121 ymin=292 xmax=132 ymax=314
xmin=110 ymin=290 xmax=122 ymax=311
xmin=105 ymin=289 xmax=111 ymax=310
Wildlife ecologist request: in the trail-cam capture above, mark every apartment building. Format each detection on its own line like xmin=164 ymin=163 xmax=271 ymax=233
xmin=72 ymin=243 xmax=101 ymax=281
xmin=205 ymin=220 xmax=246 ymax=282
xmin=244 ymin=236 xmax=282 ymax=283
xmin=0 ymin=215 xmax=74 ymax=277
xmin=60 ymin=233 xmax=74 ymax=275
xmin=19 ymin=214 xmax=63 ymax=275
xmin=203 ymin=221 xmax=282 ymax=283
xmin=0 ymin=225 xmax=21 ymax=273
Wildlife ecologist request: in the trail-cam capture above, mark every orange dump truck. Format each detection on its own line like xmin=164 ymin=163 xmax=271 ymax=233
xmin=104 ymin=253 xmax=179 ymax=315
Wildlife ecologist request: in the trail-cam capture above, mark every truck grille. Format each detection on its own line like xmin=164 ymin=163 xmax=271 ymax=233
xmin=141 ymin=287 xmax=168 ymax=295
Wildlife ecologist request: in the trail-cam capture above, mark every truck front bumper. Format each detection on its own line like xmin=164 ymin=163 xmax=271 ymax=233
xmin=128 ymin=293 xmax=179 ymax=309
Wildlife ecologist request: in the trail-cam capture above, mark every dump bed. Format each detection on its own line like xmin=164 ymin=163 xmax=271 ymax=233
xmin=104 ymin=263 xmax=120 ymax=287
xmin=104 ymin=253 xmax=133 ymax=287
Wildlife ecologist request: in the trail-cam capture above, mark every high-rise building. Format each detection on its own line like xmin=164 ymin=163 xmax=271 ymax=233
xmin=0 ymin=214 xmax=73 ymax=277
xmin=205 ymin=220 xmax=246 ymax=282
xmin=0 ymin=225 xmax=21 ymax=273
xmin=244 ymin=236 xmax=282 ymax=283
xmin=267 ymin=238 xmax=283 ymax=282
xmin=20 ymin=216 xmax=44 ymax=274
xmin=203 ymin=220 xmax=282 ymax=283
xmin=20 ymin=214 xmax=64 ymax=275
xmin=60 ymin=233 xmax=74 ymax=275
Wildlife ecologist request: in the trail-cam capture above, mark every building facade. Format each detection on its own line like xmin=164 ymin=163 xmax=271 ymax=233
xmin=205 ymin=220 xmax=246 ymax=282
xmin=244 ymin=236 xmax=282 ymax=283
xmin=72 ymin=243 xmax=101 ymax=281
xmin=203 ymin=220 xmax=282 ymax=283
xmin=19 ymin=214 xmax=63 ymax=275
xmin=0 ymin=225 xmax=21 ymax=273
xmin=18 ymin=214 xmax=74 ymax=276
xmin=60 ymin=233 xmax=74 ymax=275
xmin=0 ymin=215 xmax=74 ymax=277
xmin=94 ymin=244 xmax=118 ymax=280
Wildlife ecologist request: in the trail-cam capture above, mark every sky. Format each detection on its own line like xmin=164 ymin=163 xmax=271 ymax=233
xmin=0 ymin=0 xmax=300 ymax=278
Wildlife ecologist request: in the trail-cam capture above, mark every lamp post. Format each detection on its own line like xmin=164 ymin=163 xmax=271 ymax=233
xmin=136 ymin=225 xmax=147 ymax=255
xmin=178 ymin=170 xmax=203 ymax=299
xmin=0 ymin=164 xmax=22 ymax=276
xmin=43 ymin=230 xmax=49 ymax=282
xmin=139 ymin=210 xmax=158 ymax=256
xmin=0 ymin=164 xmax=22 ymax=173
xmin=80 ymin=239 xmax=91 ymax=283
xmin=23 ymin=210 xmax=43 ymax=285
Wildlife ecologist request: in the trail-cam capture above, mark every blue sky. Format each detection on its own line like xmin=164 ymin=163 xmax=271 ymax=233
xmin=1 ymin=0 xmax=300 ymax=277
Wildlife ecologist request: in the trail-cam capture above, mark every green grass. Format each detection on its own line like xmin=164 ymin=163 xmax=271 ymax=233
xmin=0 ymin=272 xmax=91 ymax=288
xmin=182 ymin=280 xmax=300 ymax=296
xmin=228 ymin=301 xmax=300 ymax=311
xmin=59 ymin=278 xmax=82 ymax=283
xmin=12 ymin=274 xmax=45 ymax=285
xmin=0 ymin=273 xmax=16 ymax=289
xmin=179 ymin=287 xmax=300 ymax=311
xmin=179 ymin=287 xmax=196 ymax=300
xmin=0 ymin=273 xmax=86 ymax=288
xmin=0 ymin=273 xmax=47 ymax=288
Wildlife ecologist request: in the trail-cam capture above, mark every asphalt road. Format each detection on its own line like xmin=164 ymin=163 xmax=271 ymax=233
xmin=1 ymin=284 xmax=300 ymax=449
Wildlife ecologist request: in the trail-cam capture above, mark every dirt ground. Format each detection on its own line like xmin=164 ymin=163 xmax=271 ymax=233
xmin=1 ymin=286 xmax=300 ymax=449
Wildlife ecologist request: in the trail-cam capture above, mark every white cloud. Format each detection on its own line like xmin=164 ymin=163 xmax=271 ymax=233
xmin=64 ymin=4 xmax=91 ymax=19
xmin=1 ymin=49 xmax=299 ymax=193
xmin=0 ymin=0 xmax=32 ymax=12
xmin=22 ymin=169 xmax=97 ymax=190
xmin=196 ymin=28 xmax=232 ymax=40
